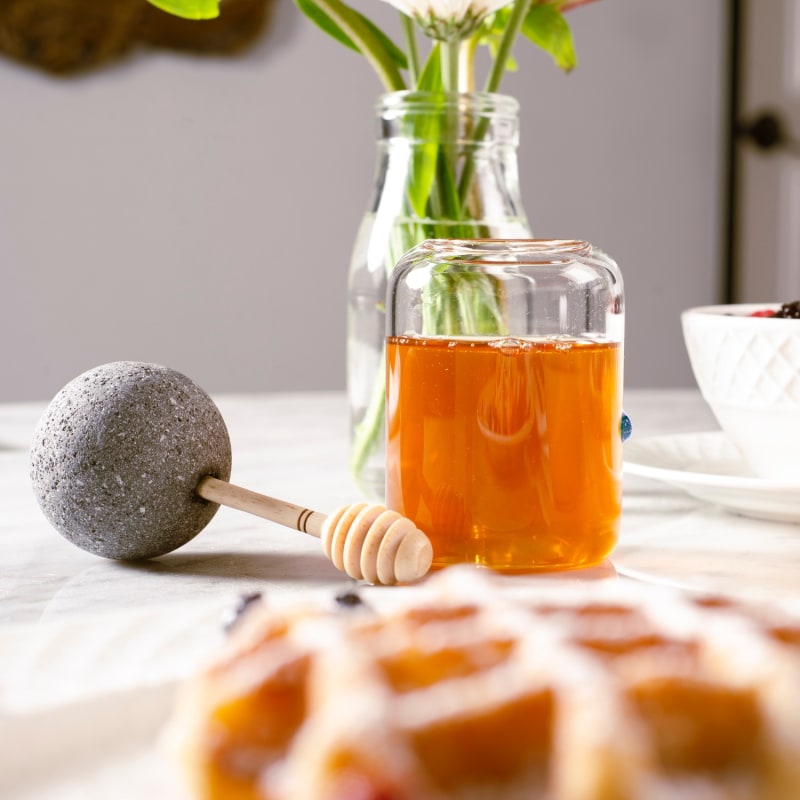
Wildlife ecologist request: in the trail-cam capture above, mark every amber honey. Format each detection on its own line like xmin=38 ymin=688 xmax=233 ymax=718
xmin=386 ymin=335 xmax=622 ymax=571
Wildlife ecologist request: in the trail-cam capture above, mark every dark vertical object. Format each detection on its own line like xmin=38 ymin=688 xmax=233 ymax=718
xmin=723 ymin=0 xmax=743 ymax=302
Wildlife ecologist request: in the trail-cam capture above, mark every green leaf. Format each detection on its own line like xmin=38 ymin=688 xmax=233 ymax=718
xmin=521 ymin=4 xmax=577 ymax=71
xmin=407 ymin=138 xmax=440 ymax=218
xmin=477 ymin=10 xmax=518 ymax=71
xmin=415 ymin=43 xmax=443 ymax=92
xmin=297 ymin=0 xmax=406 ymax=91
xmin=296 ymin=0 xmax=355 ymax=50
xmin=406 ymin=47 xmax=443 ymax=218
xmin=434 ymin=141 xmax=462 ymax=220
xmin=295 ymin=0 xmax=407 ymax=70
xmin=487 ymin=41 xmax=519 ymax=72
xmin=362 ymin=15 xmax=409 ymax=70
xmin=145 ymin=0 xmax=220 ymax=19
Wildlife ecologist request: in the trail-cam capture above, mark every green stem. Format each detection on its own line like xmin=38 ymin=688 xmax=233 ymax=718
xmin=483 ymin=0 xmax=531 ymax=94
xmin=441 ymin=39 xmax=460 ymax=93
xmin=349 ymin=347 xmax=387 ymax=485
xmin=440 ymin=39 xmax=463 ymax=224
xmin=459 ymin=36 xmax=478 ymax=92
xmin=401 ymin=14 xmax=420 ymax=85
xmin=314 ymin=0 xmax=407 ymax=91
xmin=457 ymin=0 xmax=531 ymax=202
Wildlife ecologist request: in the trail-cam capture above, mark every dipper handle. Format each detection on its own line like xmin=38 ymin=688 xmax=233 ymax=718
xmin=197 ymin=476 xmax=328 ymax=537
xmin=196 ymin=477 xmax=432 ymax=585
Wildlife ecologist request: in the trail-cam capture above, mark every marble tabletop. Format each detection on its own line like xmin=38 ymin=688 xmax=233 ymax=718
xmin=2 ymin=388 xmax=799 ymax=798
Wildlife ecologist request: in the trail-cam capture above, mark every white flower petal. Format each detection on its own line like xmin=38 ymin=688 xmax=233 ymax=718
xmin=379 ymin=0 xmax=513 ymax=35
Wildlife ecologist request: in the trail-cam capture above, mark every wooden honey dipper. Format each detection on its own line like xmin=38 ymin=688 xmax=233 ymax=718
xmin=196 ymin=478 xmax=432 ymax=585
xmin=29 ymin=362 xmax=432 ymax=586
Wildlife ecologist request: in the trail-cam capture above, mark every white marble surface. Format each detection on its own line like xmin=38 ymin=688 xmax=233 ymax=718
xmin=2 ymin=388 xmax=799 ymax=798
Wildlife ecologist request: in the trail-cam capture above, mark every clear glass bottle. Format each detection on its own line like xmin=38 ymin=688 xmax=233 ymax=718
xmin=347 ymin=91 xmax=531 ymax=500
xmin=386 ymin=239 xmax=625 ymax=572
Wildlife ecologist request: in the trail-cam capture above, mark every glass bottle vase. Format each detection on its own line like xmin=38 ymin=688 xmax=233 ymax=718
xmin=347 ymin=91 xmax=531 ymax=499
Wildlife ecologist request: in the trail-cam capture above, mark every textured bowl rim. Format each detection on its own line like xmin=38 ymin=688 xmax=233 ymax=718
xmin=681 ymin=303 xmax=800 ymax=321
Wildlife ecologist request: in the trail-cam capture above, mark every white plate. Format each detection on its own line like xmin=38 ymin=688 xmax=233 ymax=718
xmin=623 ymin=431 xmax=800 ymax=523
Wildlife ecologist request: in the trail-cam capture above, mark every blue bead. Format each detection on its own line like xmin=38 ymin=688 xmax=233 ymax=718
xmin=620 ymin=412 xmax=632 ymax=442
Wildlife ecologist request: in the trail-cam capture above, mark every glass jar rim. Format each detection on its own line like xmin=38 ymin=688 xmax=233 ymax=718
xmin=377 ymin=90 xmax=519 ymax=115
xmin=415 ymin=238 xmax=594 ymax=264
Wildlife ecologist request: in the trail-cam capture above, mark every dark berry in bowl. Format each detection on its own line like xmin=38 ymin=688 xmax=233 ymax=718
xmin=775 ymin=300 xmax=800 ymax=318
xmin=748 ymin=300 xmax=800 ymax=318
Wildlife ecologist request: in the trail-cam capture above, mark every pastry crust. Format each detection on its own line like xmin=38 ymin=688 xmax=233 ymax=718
xmin=164 ymin=568 xmax=800 ymax=799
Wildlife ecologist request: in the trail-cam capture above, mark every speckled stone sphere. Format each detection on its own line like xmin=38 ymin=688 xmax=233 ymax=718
xmin=30 ymin=362 xmax=233 ymax=560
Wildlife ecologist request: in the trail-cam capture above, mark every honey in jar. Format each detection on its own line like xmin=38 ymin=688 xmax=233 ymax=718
xmin=385 ymin=239 xmax=624 ymax=572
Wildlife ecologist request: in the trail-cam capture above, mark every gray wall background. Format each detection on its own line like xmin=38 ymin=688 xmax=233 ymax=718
xmin=0 ymin=0 xmax=726 ymax=402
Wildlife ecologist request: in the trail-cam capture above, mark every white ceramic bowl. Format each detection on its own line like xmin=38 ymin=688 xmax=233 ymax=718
xmin=681 ymin=303 xmax=800 ymax=482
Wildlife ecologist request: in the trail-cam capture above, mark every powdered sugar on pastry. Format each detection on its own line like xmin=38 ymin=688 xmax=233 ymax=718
xmin=164 ymin=567 xmax=800 ymax=800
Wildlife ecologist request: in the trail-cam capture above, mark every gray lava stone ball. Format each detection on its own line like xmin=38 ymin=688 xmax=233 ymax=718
xmin=30 ymin=362 xmax=233 ymax=560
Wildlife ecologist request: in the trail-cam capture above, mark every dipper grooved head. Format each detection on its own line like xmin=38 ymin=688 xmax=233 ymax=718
xmin=30 ymin=362 xmax=232 ymax=560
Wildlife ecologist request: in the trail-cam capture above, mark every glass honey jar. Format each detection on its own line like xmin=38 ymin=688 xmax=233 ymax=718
xmin=385 ymin=239 xmax=625 ymax=572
